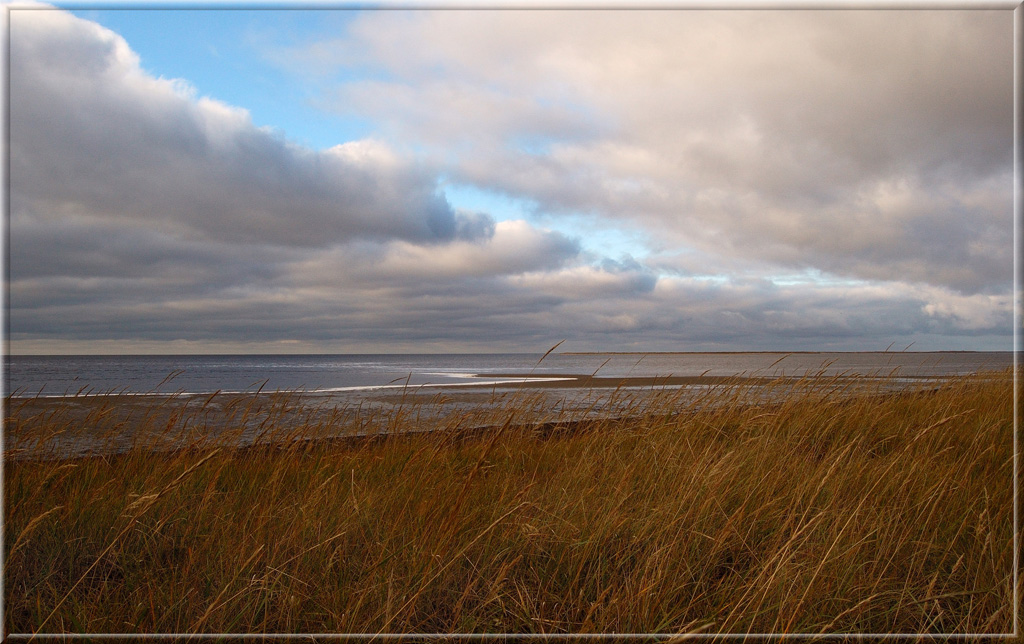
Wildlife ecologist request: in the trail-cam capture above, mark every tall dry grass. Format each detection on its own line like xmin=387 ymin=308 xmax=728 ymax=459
xmin=3 ymin=370 xmax=1016 ymax=636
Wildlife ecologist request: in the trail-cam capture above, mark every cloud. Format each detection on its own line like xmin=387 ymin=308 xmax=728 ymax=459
xmin=284 ymin=219 xmax=580 ymax=286
xmin=7 ymin=8 xmax=590 ymax=350
xmin=284 ymin=9 xmax=1013 ymax=295
xmin=6 ymin=7 xmax=1015 ymax=353
xmin=10 ymin=9 xmax=461 ymax=248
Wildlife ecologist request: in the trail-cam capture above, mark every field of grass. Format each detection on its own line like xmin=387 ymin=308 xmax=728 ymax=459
xmin=3 ymin=370 xmax=1017 ymax=636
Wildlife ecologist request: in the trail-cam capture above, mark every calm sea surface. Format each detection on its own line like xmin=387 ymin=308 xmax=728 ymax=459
xmin=5 ymin=352 xmax=1014 ymax=460
xmin=4 ymin=352 xmax=1015 ymax=398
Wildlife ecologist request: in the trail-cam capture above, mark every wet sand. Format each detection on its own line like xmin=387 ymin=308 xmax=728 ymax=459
xmin=479 ymin=374 xmax=777 ymax=387
xmin=4 ymin=371 xmax=946 ymax=461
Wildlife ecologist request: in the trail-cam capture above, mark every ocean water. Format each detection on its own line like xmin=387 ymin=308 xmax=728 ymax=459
xmin=4 ymin=351 xmax=1015 ymax=398
xmin=5 ymin=351 xmax=1014 ymax=460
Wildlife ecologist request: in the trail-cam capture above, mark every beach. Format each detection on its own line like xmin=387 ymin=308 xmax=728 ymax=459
xmin=4 ymin=361 xmax=983 ymax=461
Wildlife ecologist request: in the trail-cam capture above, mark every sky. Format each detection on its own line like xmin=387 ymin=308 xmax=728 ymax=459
xmin=4 ymin=3 xmax=1019 ymax=354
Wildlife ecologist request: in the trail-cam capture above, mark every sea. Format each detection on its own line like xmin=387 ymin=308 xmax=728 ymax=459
xmin=4 ymin=351 xmax=1015 ymax=398
xmin=4 ymin=352 xmax=1015 ymax=460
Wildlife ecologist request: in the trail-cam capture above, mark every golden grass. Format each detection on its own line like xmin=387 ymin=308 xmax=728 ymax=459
xmin=3 ymin=370 xmax=1016 ymax=636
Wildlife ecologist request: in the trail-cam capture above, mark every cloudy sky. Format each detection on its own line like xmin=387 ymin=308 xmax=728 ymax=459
xmin=6 ymin=4 xmax=1017 ymax=354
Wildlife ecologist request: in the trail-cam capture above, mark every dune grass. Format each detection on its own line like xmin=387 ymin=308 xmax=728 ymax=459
xmin=3 ymin=370 xmax=1016 ymax=636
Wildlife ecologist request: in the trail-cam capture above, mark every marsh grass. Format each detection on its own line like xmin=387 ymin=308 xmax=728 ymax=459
xmin=3 ymin=370 xmax=1016 ymax=636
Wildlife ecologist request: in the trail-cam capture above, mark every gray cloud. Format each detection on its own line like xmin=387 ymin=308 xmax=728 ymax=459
xmin=453 ymin=211 xmax=497 ymax=243
xmin=10 ymin=9 xmax=461 ymax=249
xmin=285 ymin=9 xmax=1013 ymax=296
xmin=6 ymin=7 xmax=1015 ymax=354
xmin=15 ymin=261 xmax=1008 ymax=353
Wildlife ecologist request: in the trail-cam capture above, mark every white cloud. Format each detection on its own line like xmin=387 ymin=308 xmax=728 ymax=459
xmin=284 ymin=220 xmax=579 ymax=286
xmin=6 ymin=7 xmax=1015 ymax=352
xmin=284 ymin=9 xmax=1013 ymax=295
xmin=10 ymin=8 xmax=463 ymax=248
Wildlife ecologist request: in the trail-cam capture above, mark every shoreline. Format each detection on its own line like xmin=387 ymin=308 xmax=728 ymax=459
xmin=558 ymin=350 xmax=1003 ymax=355
xmin=5 ymin=378 xmax=955 ymax=466
xmin=4 ymin=370 xmax=983 ymax=462
xmin=4 ymin=370 xmax=962 ymax=401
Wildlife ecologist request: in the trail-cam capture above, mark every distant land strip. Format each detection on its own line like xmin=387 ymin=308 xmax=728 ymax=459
xmin=474 ymin=374 xmax=945 ymax=389
xmin=481 ymin=374 xmax=779 ymax=388
xmin=558 ymin=350 xmax=989 ymax=355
